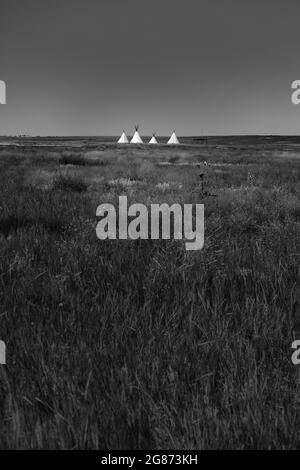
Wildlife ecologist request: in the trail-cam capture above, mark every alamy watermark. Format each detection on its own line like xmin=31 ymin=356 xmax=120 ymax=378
xmin=291 ymin=80 xmax=300 ymax=105
xmin=0 ymin=80 xmax=6 ymax=104
xmin=96 ymin=196 xmax=204 ymax=250
xmin=0 ymin=340 xmax=6 ymax=364
xmin=291 ymin=340 xmax=300 ymax=365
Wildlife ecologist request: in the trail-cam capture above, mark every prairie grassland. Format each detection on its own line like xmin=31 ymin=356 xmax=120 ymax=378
xmin=0 ymin=139 xmax=299 ymax=449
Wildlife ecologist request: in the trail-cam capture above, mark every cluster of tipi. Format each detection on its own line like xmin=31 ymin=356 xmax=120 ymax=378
xmin=117 ymin=126 xmax=180 ymax=145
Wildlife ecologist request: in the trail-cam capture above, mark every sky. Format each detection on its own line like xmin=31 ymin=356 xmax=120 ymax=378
xmin=0 ymin=0 xmax=300 ymax=136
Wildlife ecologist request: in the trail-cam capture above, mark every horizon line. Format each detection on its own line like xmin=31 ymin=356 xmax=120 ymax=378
xmin=1 ymin=133 xmax=300 ymax=138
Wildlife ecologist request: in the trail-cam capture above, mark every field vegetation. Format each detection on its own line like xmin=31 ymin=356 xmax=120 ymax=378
xmin=0 ymin=138 xmax=299 ymax=449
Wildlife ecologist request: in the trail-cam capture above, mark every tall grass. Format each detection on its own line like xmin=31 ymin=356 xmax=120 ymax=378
xmin=0 ymin=143 xmax=299 ymax=449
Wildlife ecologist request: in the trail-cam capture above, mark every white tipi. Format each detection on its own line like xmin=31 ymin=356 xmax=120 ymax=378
xmin=117 ymin=131 xmax=129 ymax=143
xmin=149 ymin=133 xmax=158 ymax=144
xmin=131 ymin=126 xmax=143 ymax=144
xmin=167 ymin=130 xmax=180 ymax=145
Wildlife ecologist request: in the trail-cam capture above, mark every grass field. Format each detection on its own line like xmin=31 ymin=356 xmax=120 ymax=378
xmin=0 ymin=136 xmax=299 ymax=449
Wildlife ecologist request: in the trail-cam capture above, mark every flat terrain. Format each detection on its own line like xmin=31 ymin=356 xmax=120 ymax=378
xmin=0 ymin=136 xmax=299 ymax=449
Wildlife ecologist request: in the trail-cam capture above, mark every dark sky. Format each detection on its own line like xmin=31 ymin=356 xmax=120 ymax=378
xmin=0 ymin=0 xmax=300 ymax=136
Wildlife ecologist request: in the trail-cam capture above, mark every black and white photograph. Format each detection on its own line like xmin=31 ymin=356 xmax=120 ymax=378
xmin=0 ymin=0 xmax=299 ymax=454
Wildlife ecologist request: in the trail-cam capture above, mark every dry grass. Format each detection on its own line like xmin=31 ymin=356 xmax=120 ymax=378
xmin=0 ymin=140 xmax=299 ymax=449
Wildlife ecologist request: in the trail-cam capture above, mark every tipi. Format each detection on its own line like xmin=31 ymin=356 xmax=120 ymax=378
xmin=131 ymin=126 xmax=143 ymax=144
xmin=149 ymin=133 xmax=158 ymax=144
xmin=167 ymin=130 xmax=180 ymax=145
xmin=117 ymin=131 xmax=129 ymax=143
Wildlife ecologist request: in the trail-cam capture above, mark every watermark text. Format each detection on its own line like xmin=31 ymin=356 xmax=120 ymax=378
xmin=0 ymin=340 xmax=6 ymax=364
xmin=0 ymin=80 xmax=6 ymax=104
xmin=291 ymin=340 xmax=300 ymax=365
xmin=96 ymin=196 xmax=204 ymax=251
xmin=291 ymin=80 xmax=300 ymax=105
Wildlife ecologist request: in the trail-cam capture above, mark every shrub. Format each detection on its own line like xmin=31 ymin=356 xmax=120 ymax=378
xmin=59 ymin=154 xmax=87 ymax=166
xmin=52 ymin=174 xmax=88 ymax=192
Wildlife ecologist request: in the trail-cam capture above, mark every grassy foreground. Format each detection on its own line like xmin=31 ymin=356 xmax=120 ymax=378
xmin=0 ymin=139 xmax=299 ymax=449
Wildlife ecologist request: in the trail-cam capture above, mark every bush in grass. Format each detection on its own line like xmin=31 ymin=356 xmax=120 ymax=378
xmin=52 ymin=173 xmax=88 ymax=192
xmin=59 ymin=154 xmax=87 ymax=166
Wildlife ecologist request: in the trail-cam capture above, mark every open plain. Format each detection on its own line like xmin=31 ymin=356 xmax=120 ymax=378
xmin=0 ymin=135 xmax=299 ymax=449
